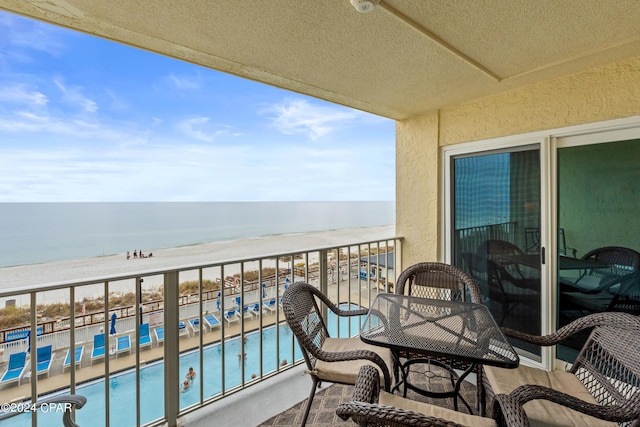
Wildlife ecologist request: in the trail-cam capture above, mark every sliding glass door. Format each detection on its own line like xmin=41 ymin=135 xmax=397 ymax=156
xmin=451 ymin=147 xmax=542 ymax=358
xmin=556 ymin=138 xmax=640 ymax=362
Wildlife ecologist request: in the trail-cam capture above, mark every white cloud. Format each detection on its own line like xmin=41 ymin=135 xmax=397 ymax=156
xmin=261 ymin=98 xmax=363 ymax=140
xmin=0 ymin=84 xmax=48 ymax=107
xmin=166 ymin=73 xmax=201 ymax=90
xmin=54 ymin=78 xmax=98 ymax=112
xmin=176 ymin=116 xmax=229 ymax=143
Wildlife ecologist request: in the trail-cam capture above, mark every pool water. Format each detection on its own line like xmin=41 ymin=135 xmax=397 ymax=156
xmin=6 ymin=308 xmax=364 ymax=427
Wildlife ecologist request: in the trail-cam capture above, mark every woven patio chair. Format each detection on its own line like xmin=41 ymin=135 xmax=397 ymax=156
xmin=0 ymin=394 xmax=87 ymax=427
xmin=462 ymin=252 xmax=539 ymax=328
xmin=394 ymin=262 xmax=485 ymax=413
xmin=477 ymin=240 xmax=534 ymax=281
xmin=337 ymin=365 xmax=530 ymax=427
xmin=560 ymin=246 xmax=640 ymax=316
xmin=483 ymin=312 xmax=640 ymax=427
xmin=395 ymin=262 xmax=482 ymax=304
xmin=282 ymin=282 xmax=393 ymax=427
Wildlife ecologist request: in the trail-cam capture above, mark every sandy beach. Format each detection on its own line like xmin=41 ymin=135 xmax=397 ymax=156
xmin=0 ymin=225 xmax=395 ymax=306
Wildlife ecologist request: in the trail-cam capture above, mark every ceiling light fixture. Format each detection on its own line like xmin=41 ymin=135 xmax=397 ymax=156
xmin=350 ymin=0 xmax=380 ymax=13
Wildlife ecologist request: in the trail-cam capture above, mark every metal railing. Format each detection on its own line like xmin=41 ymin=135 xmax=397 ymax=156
xmin=0 ymin=235 xmax=401 ymax=427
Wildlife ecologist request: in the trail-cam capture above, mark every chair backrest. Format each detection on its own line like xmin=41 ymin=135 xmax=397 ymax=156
xmin=140 ymin=323 xmax=150 ymax=337
xmin=281 ymin=282 xmax=333 ymax=371
xmin=394 ymin=262 xmax=482 ymax=303
xmin=571 ymin=312 xmax=640 ymax=422
xmin=477 ymin=239 xmax=525 ymax=257
xmin=37 ymin=345 xmax=52 ymax=362
xmin=477 ymin=239 xmax=533 ymax=280
xmin=94 ymin=333 xmax=105 ymax=348
xmin=525 ymin=227 xmax=571 ymax=256
xmin=8 ymin=352 xmax=26 ymax=370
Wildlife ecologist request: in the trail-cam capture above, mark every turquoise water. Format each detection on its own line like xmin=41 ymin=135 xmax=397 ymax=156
xmin=6 ymin=309 xmax=364 ymax=426
xmin=0 ymin=202 xmax=394 ymax=267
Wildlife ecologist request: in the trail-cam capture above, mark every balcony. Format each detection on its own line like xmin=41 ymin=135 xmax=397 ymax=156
xmin=0 ymin=231 xmax=400 ymax=426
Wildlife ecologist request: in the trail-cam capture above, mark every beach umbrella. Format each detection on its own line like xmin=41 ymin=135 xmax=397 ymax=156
xmin=110 ymin=313 xmax=117 ymax=335
xmin=25 ymin=330 xmax=31 ymax=354
xmin=262 ymin=283 xmax=267 ymax=299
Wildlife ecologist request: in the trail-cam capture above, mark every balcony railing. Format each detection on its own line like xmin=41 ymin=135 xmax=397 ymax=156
xmin=0 ymin=235 xmax=401 ymax=427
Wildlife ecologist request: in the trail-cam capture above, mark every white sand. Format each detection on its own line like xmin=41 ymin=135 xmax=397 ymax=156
xmin=0 ymin=225 xmax=395 ymax=306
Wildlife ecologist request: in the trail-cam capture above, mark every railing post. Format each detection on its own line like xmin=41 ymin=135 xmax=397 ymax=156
xmin=164 ymin=271 xmax=179 ymax=427
xmin=319 ymin=249 xmax=329 ymax=296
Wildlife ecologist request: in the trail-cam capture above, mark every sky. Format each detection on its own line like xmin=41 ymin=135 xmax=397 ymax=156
xmin=0 ymin=11 xmax=395 ymax=202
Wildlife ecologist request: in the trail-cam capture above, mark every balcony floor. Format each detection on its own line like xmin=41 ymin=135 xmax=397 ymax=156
xmin=259 ymin=365 xmax=478 ymax=426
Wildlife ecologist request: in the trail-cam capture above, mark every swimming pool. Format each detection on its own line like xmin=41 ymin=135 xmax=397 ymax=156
xmin=6 ymin=309 xmax=363 ymax=426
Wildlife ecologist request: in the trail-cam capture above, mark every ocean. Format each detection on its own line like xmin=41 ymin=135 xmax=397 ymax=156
xmin=0 ymin=202 xmax=394 ymax=268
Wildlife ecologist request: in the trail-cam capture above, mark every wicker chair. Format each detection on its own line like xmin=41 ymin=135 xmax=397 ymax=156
xmin=0 ymin=394 xmax=87 ymax=427
xmin=476 ymin=240 xmax=534 ymax=281
xmin=282 ymin=282 xmax=394 ymax=427
xmin=462 ymin=252 xmax=539 ymax=328
xmin=483 ymin=312 xmax=640 ymax=427
xmin=337 ymin=366 xmax=530 ymax=427
xmin=395 ymin=262 xmax=482 ymax=304
xmin=561 ymin=246 xmax=640 ymax=316
xmin=394 ymin=262 xmax=485 ymax=413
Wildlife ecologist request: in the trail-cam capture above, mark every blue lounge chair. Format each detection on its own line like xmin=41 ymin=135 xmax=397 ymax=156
xmin=154 ymin=327 xmax=164 ymax=345
xmin=63 ymin=347 xmax=83 ymax=370
xmin=188 ymin=318 xmax=201 ymax=334
xmin=263 ymin=298 xmax=277 ymax=314
xmin=178 ymin=321 xmax=189 ymax=337
xmin=204 ymin=314 xmax=220 ymax=331
xmin=223 ymin=309 xmax=240 ymax=325
xmin=36 ymin=345 xmax=53 ymax=378
xmin=91 ymin=334 xmax=105 ymax=364
xmin=139 ymin=323 xmax=152 ymax=349
xmin=116 ymin=336 xmax=131 ymax=356
xmin=247 ymin=303 xmax=261 ymax=317
xmin=0 ymin=352 xmax=27 ymax=385
xmin=240 ymin=304 xmax=254 ymax=319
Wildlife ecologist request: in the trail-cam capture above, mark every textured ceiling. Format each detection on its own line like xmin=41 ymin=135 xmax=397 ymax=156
xmin=2 ymin=0 xmax=640 ymax=119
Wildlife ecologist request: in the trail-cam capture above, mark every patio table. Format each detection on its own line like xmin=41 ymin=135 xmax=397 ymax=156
xmin=360 ymin=293 xmax=519 ymax=413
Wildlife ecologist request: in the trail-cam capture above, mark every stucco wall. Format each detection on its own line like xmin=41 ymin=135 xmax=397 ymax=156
xmin=439 ymin=55 xmax=640 ymax=146
xmin=396 ymin=112 xmax=440 ymax=266
xmin=396 ymin=54 xmax=640 ymax=266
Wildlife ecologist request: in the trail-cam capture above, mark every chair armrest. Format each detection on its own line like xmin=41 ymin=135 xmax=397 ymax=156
xmin=500 ymin=312 xmax=623 ymax=346
xmin=336 ymin=401 xmax=471 ymax=427
xmin=337 ymin=366 xmax=470 ymax=426
xmin=493 ymin=394 xmax=530 ymax=427
xmin=510 ymin=385 xmax=629 ymax=423
xmin=350 ymin=365 xmax=380 ymax=404
xmin=339 ymin=367 xmax=526 ymax=427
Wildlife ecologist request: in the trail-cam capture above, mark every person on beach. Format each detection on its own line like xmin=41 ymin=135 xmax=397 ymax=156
xmin=126 ymin=251 xmax=130 ymax=260
xmin=134 ymin=250 xmax=138 ymax=259
xmin=185 ymin=367 xmax=196 ymax=381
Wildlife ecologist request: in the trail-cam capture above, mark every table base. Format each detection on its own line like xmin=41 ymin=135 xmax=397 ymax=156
xmin=393 ymin=353 xmax=475 ymax=414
